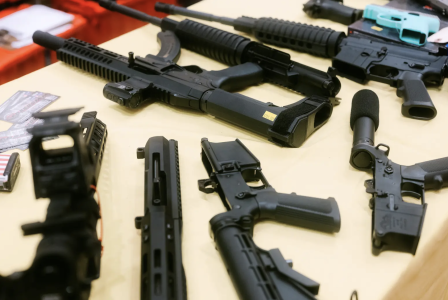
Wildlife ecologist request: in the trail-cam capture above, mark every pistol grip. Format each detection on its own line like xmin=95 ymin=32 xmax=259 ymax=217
xmin=304 ymin=0 xmax=362 ymax=25
xmin=260 ymin=193 xmax=341 ymax=233
xmin=203 ymin=62 xmax=264 ymax=92
xmin=397 ymin=78 xmax=437 ymax=120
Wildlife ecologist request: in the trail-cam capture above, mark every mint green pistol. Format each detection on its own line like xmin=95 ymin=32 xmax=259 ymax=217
xmin=363 ymin=5 xmax=440 ymax=46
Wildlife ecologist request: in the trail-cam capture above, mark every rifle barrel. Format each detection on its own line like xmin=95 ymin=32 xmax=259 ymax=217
xmin=155 ymin=2 xmax=235 ymax=25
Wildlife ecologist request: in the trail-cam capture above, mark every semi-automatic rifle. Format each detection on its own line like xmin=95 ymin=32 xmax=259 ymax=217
xmin=156 ymin=2 xmax=448 ymax=120
xmin=33 ymin=31 xmax=332 ymax=148
xmin=90 ymin=0 xmax=342 ymax=99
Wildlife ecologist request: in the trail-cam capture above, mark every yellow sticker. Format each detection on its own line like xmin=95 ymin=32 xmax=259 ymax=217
xmin=371 ymin=26 xmax=383 ymax=32
xmin=263 ymin=111 xmax=277 ymax=121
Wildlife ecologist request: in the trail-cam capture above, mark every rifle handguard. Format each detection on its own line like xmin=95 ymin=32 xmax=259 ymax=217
xmin=168 ymin=19 xmax=249 ymax=66
xmin=235 ymin=17 xmax=345 ymax=58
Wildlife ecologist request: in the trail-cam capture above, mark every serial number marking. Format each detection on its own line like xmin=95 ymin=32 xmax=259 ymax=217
xmin=262 ymin=111 xmax=277 ymax=122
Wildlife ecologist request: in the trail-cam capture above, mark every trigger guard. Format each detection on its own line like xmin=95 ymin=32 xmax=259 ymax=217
xmin=156 ymin=31 xmax=181 ymax=63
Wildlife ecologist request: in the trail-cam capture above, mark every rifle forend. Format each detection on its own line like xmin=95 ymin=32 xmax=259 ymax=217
xmin=135 ymin=136 xmax=186 ymax=300
xmin=199 ymin=138 xmax=340 ymax=300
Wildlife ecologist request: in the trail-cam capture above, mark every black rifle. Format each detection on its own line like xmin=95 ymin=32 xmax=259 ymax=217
xmin=198 ymin=138 xmax=341 ymax=300
xmin=33 ymin=31 xmax=332 ymax=148
xmin=349 ymin=90 xmax=448 ymax=255
xmin=303 ymin=0 xmax=363 ymax=25
xmin=0 ymin=108 xmax=107 ymax=300
xmin=91 ymin=0 xmax=341 ymax=98
xmin=135 ymin=136 xmax=186 ymax=300
xmin=156 ymin=2 xmax=448 ymax=121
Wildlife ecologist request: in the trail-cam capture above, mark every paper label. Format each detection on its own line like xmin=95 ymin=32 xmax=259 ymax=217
xmin=0 ymin=91 xmax=59 ymax=124
xmin=371 ymin=26 xmax=384 ymax=32
xmin=263 ymin=111 xmax=277 ymax=122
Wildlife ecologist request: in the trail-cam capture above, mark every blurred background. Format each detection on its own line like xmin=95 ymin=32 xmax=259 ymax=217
xmin=0 ymin=0 xmax=200 ymax=85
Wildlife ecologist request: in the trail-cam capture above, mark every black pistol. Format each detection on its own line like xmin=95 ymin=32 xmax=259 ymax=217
xmin=198 ymin=138 xmax=341 ymax=300
xmin=303 ymin=0 xmax=363 ymax=25
xmin=350 ymin=90 xmax=448 ymax=255
xmin=135 ymin=136 xmax=186 ymax=300
xmin=0 ymin=108 xmax=107 ymax=300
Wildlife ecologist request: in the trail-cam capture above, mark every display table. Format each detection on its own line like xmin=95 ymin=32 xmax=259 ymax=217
xmin=1 ymin=0 xmax=448 ymax=299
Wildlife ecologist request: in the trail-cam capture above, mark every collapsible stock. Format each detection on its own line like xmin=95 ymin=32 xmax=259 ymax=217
xmin=210 ymin=214 xmax=319 ymax=300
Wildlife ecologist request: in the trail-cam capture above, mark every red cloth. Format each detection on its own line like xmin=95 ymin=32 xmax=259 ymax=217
xmin=0 ymin=4 xmax=87 ymax=84
xmin=51 ymin=0 xmax=177 ymax=45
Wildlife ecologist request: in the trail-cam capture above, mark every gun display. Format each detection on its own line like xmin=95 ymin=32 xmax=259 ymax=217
xmin=92 ymin=0 xmax=341 ymax=98
xmin=156 ymin=2 xmax=448 ymax=121
xmin=0 ymin=108 xmax=107 ymax=300
xmin=198 ymin=138 xmax=341 ymax=300
xmin=349 ymin=90 xmax=448 ymax=255
xmin=33 ymin=31 xmax=332 ymax=148
xmin=303 ymin=0 xmax=363 ymax=25
xmin=363 ymin=5 xmax=440 ymax=46
xmin=135 ymin=136 xmax=186 ymax=300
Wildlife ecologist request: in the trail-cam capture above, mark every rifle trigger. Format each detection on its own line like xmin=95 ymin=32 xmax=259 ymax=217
xmin=198 ymin=179 xmax=217 ymax=194
xmin=364 ymin=179 xmax=374 ymax=193
xmin=235 ymin=191 xmax=257 ymax=199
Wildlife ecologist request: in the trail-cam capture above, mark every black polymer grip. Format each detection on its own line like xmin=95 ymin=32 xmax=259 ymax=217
xmin=246 ymin=18 xmax=344 ymax=58
xmin=303 ymin=0 xmax=363 ymax=25
xmin=211 ymin=219 xmax=318 ymax=300
xmin=272 ymin=194 xmax=340 ymax=233
xmin=398 ymin=79 xmax=437 ymax=120
xmin=167 ymin=19 xmax=250 ymax=66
